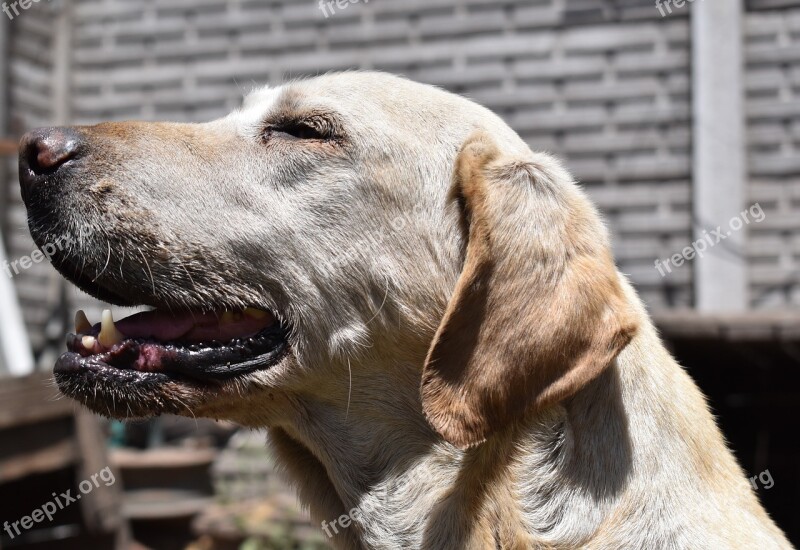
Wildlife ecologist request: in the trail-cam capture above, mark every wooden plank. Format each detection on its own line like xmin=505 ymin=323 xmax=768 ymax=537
xmin=0 ymin=373 xmax=74 ymax=431
xmin=111 ymin=448 xmax=216 ymax=470
xmin=654 ymin=311 xmax=800 ymax=342
xmin=0 ymin=438 xmax=77 ymax=483
xmin=123 ymin=490 xmax=214 ymax=520
xmin=0 ymin=138 xmax=17 ymax=156
xmin=0 ymin=415 xmax=75 ymax=483
xmin=74 ymin=408 xmax=131 ymax=549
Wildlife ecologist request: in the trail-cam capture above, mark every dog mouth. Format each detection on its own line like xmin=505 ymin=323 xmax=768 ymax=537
xmin=56 ymin=307 xmax=288 ymax=385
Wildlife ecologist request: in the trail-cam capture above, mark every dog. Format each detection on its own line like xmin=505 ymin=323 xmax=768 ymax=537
xmin=18 ymin=72 xmax=792 ymax=549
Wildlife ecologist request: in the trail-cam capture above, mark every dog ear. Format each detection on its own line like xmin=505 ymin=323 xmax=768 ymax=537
xmin=421 ymin=132 xmax=639 ymax=449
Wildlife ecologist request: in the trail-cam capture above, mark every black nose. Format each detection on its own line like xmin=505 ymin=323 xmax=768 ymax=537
xmin=19 ymin=127 xmax=83 ymax=200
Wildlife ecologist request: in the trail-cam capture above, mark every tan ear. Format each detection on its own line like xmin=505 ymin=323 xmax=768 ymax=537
xmin=421 ymin=132 xmax=639 ymax=449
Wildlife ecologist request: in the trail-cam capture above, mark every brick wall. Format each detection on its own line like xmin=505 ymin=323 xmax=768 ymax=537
xmin=5 ymin=2 xmax=61 ymax=353
xmin=2 ymin=0 xmax=797 ymax=357
xmin=745 ymin=4 xmax=800 ymax=308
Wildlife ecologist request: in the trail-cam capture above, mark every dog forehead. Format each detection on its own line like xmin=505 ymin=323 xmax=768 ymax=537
xmin=226 ymin=81 xmax=365 ymax=137
xmin=224 ymin=73 xmax=528 ymax=158
xmin=233 ymin=73 xmax=464 ymax=128
xmin=242 ymin=85 xmax=279 ymax=110
xmin=227 ymin=85 xmax=282 ymax=130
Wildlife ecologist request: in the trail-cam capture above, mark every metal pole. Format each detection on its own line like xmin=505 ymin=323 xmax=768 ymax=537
xmin=0 ymin=238 xmax=35 ymax=376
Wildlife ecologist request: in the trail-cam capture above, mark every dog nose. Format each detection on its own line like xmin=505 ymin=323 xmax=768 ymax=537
xmin=21 ymin=127 xmax=82 ymax=174
xmin=19 ymin=127 xmax=83 ymax=196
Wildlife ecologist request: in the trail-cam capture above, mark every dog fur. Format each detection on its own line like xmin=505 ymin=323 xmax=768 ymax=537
xmin=27 ymin=72 xmax=792 ymax=549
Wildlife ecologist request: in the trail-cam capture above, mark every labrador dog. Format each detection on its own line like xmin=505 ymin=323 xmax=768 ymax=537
xmin=18 ymin=72 xmax=791 ymax=549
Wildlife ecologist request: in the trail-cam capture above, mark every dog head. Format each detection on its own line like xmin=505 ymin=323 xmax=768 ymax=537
xmin=19 ymin=72 xmax=637 ymax=445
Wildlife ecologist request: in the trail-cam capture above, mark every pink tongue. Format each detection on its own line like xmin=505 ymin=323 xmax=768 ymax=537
xmin=115 ymin=310 xmax=275 ymax=344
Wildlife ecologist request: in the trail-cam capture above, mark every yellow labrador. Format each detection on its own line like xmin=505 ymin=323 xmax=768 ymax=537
xmin=18 ymin=72 xmax=791 ymax=549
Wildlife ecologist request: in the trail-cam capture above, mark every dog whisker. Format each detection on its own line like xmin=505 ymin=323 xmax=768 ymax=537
xmin=138 ymin=248 xmax=157 ymax=297
xmin=92 ymin=241 xmax=113 ymax=282
xmin=345 ymin=356 xmax=353 ymax=422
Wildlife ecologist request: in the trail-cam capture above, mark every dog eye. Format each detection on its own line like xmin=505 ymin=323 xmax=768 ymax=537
xmin=264 ymin=121 xmax=330 ymax=142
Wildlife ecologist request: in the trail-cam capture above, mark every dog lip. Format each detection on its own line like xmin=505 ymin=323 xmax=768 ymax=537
xmin=57 ymin=323 xmax=288 ymax=384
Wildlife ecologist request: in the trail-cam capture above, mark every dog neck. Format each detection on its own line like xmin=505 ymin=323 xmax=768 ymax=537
xmin=265 ymin=292 xmax=788 ymax=549
xmin=266 ymin=355 xmax=636 ymax=549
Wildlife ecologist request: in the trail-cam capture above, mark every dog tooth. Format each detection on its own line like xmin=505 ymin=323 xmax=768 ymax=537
xmin=99 ymin=309 xmax=125 ymax=348
xmin=244 ymin=308 xmax=268 ymax=320
xmin=82 ymin=336 xmax=97 ymax=351
xmin=75 ymin=310 xmax=91 ymax=334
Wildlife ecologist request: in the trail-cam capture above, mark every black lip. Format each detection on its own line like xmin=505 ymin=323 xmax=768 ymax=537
xmin=53 ymin=365 xmax=194 ymax=419
xmin=55 ymin=324 xmax=289 ymax=385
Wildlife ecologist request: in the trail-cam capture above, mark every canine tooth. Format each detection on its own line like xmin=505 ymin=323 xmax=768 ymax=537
xmin=244 ymin=308 xmax=268 ymax=320
xmin=75 ymin=310 xmax=91 ymax=334
xmin=99 ymin=309 xmax=125 ymax=348
xmin=82 ymin=336 xmax=97 ymax=351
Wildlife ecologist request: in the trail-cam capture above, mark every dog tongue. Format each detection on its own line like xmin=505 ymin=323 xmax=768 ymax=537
xmin=114 ymin=309 xmax=275 ymax=344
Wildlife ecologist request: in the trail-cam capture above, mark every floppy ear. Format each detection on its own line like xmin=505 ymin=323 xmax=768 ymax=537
xmin=421 ymin=132 xmax=639 ymax=449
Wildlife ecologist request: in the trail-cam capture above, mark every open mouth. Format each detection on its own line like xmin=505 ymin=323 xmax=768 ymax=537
xmin=56 ymin=307 xmax=288 ymax=385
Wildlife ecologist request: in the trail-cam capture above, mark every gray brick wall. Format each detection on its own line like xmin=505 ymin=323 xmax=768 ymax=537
xmin=3 ymin=0 xmax=797 ymax=357
xmin=80 ymin=0 xmax=695 ymax=306
xmin=745 ymin=4 xmax=800 ymax=308
xmin=748 ymin=0 xmax=800 ymax=10
xmin=5 ymin=2 xmax=61 ymax=353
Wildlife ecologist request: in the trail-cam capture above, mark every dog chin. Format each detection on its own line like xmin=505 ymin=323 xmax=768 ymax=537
xmin=54 ymin=366 xmax=212 ymax=419
xmin=54 ymin=348 xmax=293 ymax=421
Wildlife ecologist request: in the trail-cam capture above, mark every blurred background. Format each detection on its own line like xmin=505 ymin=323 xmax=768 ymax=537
xmin=0 ymin=0 xmax=798 ymax=548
